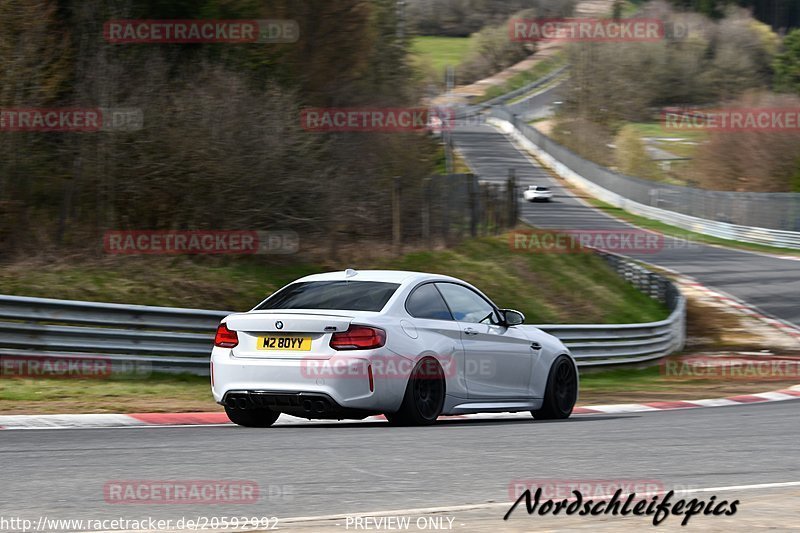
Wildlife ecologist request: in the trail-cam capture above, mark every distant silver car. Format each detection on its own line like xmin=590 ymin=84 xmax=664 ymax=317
xmin=523 ymin=185 xmax=553 ymax=202
xmin=211 ymin=270 xmax=578 ymax=427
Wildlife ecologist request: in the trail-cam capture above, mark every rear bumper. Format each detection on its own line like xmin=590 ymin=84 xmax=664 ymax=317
xmin=211 ymin=347 xmax=407 ymax=416
xmin=221 ymin=390 xmax=377 ymax=419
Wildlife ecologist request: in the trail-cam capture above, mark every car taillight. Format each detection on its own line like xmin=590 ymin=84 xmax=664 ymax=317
xmin=330 ymin=325 xmax=386 ymax=350
xmin=214 ymin=323 xmax=239 ymax=348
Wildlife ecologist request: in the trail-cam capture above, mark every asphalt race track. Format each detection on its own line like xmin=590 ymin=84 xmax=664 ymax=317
xmin=1 ymin=402 xmax=799 ymax=526
xmin=451 ymin=123 xmax=800 ymax=328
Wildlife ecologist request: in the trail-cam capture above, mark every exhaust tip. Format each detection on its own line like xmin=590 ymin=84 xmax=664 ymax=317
xmin=237 ymin=397 xmax=248 ymax=410
xmin=314 ymin=400 xmax=326 ymax=413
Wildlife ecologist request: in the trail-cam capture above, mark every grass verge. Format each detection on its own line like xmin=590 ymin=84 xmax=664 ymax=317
xmin=474 ymin=54 xmax=565 ymax=104
xmin=578 ymin=365 xmax=800 ymax=405
xmin=0 ymin=233 xmax=669 ymax=323
xmin=410 ymin=36 xmax=472 ymax=78
xmin=0 ymin=257 xmax=320 ymax=311
xmin=628 ymin=121 xmax=707 ymax=160
xmin=375 ymin=235 xmax=668 ymax=324
xmin=0 ymin=374 xmax=217 ymax=415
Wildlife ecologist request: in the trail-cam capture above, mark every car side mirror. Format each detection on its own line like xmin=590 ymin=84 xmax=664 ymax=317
xmin=501 ymin=309 xmax=525 ymax=326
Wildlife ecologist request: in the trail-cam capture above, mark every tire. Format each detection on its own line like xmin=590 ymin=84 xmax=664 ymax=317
xmin=224 ymin=406 xmax=280 ymax=427
xmin=531 ymin=355 xmax=577 ymax=420
xmin=385 ymin=358 xmax=445 ymax=426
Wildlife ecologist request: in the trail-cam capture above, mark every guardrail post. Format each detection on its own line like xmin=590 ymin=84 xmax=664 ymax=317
xmin=393 ymin=176 xmax=402 ymax=256
xmin=422 ymin=177 xmax=432 ymax=248
xmin=482 ymin=183 xmax=490 ymax=236
xmin=494 ymin=184 xmax=502 ymax=234
xmin=507 ymin=170 xmax=517 ymax=227
xmin=468 ymin=174 xmax=478 ymax=238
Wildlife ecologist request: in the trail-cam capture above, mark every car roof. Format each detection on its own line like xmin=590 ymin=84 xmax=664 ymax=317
xmin=295 ymin=270 xmax=463 ymax=285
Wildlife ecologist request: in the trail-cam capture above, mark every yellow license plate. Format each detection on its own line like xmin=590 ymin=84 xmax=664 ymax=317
xmin=257 ymin=336 xmax=312 ymax=351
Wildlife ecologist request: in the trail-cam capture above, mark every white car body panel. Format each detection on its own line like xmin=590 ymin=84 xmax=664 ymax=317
xmin=211 ymin=270 xmax=577 ymax=419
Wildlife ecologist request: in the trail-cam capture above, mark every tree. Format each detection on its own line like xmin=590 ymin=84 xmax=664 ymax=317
xmin=663 ymin=0 xmax=800 ymax=30
xmin=774 ymin=29 xmax=800 ymax=94
xmin=690 ymin=91 xmax=800 ymax=192
xmin=0 ymin=0 xmax=443 ymax=257
xmin=405 ymin=0 xmax=576 ymax=37
xmin=0 ymin=0 xmax=71 ymax=252
xmin=560 ymin=4 xmax=776 ymax=125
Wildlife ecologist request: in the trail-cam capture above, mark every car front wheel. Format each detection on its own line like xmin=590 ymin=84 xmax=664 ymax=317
xmin=531 ymin=355 xmax=577 ymax=420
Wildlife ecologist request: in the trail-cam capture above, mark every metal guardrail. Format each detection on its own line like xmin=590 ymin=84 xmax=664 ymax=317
xmin=0 ymin=255 xmax=684 ymax=374
xmin=476 ymin=65 xmax=569 ymax=108
xmin=577 ymin=251 xmax=685 ymax=366
xmin=0 ymin=295 xmax=225 ymax=375
xmin=488 ymin=107 xmax=800 ymax=249
xmin=448 ymin=66 xmax=568 ymax=124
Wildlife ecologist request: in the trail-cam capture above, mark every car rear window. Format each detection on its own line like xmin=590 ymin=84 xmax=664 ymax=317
xmin=255 ymin=281 xmax=400 ymax=312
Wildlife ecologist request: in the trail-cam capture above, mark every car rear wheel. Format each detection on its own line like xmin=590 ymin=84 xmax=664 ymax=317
xmin=224 ymin=406 xmax=281 ymax=427
xmin=385 ymin=358 xmax=445 ymax=426
xmin=531 ymin=355 xmax=577 ymax=420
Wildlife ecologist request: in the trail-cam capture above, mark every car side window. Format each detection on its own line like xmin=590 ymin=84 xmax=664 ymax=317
xmin=405 ymin=283 xmax=454 ymax=320
xmin=435 ymin=283 xmax=499 ymax=324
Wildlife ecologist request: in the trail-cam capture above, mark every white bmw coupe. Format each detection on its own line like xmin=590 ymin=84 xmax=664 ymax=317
xmin=211 ymin=270 xmax=578 ymax=427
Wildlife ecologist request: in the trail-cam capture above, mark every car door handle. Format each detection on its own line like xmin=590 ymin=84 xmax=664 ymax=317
xmin=464 ymin=328 xmax=479 ymax=336
xmin=530 ymin=342 xmax=542 ymax=350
